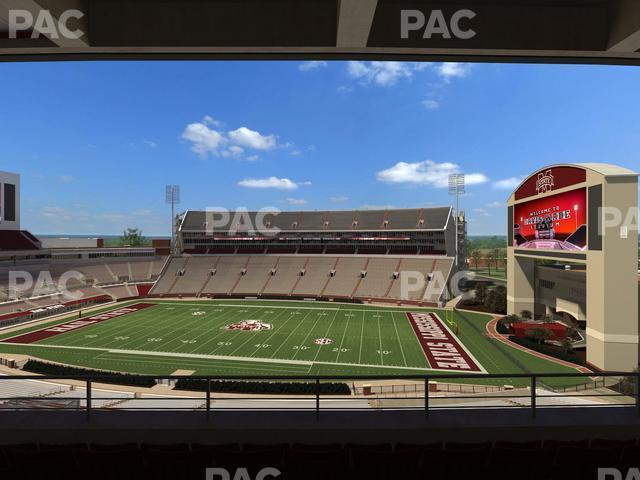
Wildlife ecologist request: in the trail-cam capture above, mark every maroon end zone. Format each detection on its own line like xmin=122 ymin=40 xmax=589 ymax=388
xmin=406 ymin=312 xmax=483 ymax=372
xmin=1 ymin=303 xmax=156 ymax=344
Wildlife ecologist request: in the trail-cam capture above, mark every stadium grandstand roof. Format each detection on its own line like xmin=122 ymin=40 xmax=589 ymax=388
xmin=1 ymin=0 xmax=640 ymax=64
xmin=180 ymin=207 xmax=452 ymax=232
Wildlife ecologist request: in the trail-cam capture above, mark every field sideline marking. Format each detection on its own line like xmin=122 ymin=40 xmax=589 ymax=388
xmin=13 ymin=342 xmax=444 ymax=372
xmin=390 ymin=312 xmax=409 ymax=368
xmin=153 ymin=301 xmax=445 ymax=316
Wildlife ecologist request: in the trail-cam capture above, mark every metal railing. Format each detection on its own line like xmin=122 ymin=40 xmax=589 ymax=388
xmin=0 ymin=371 xmax=637 ymax=420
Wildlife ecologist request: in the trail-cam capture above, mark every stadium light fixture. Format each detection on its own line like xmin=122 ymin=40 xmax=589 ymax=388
xmin=448 ymin=174 xmax=465 ymax=269
xmin=165 ymin=185 xmax=181 ymax=254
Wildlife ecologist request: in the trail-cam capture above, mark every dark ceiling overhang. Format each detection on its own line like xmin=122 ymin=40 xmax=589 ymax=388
xmin=0 ymin=0 xmax=639 ymax=64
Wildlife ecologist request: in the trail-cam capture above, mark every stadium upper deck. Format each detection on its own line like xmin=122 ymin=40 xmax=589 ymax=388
xmin=178 ymin=207 xmax=462 ymax=257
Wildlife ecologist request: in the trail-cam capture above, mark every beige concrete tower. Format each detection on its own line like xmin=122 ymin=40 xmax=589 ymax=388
xmin=506 ymin=163 xmax=638 ymax=371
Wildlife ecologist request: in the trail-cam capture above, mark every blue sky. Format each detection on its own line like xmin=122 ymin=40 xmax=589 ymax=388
xmin=2 ymin=60 xmax=639 ymax=236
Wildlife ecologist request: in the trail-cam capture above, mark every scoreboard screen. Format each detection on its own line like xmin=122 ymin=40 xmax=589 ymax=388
xmin=513 ymin=187 xmax=587 ymax=251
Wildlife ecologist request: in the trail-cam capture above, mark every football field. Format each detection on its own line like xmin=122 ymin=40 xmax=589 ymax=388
xmin=0 ymin=300 xmax=584 ymax=384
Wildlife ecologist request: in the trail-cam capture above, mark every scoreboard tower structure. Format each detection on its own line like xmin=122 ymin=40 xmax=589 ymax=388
xmin=0 ymin=171 xmax=20 ymax=231
xmin=507 ymin=163 xmax=639 ymax=371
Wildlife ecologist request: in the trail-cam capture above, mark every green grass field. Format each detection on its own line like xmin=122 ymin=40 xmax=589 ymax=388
xmin=0 ymin=300 xmax=585 ymax=386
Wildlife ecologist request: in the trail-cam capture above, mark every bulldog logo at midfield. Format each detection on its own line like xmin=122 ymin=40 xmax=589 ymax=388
xmin=225 ymin=320 xmax=273 ymax=332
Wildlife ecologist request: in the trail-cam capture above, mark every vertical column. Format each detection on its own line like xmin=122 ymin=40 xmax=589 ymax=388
xmin=507 ymin=253 xmax=535 ymax=316
xmin=586 ymin=177 xmax=638 ymax=371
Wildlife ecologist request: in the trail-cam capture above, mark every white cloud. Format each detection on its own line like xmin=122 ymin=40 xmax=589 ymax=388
xmin=284 ymin=198 xmax=308 ymax=205
xmin=330 ymin=196 xmax=349 ymax=203
xmin=41 ymin=206 xmax=75 ymax=220
xmin=246 ymin=155 xmax=259 ymax=162
xmin=290 ymin=149 xmax=302 ymax=156
xmin=298 ymin=61 xmax=328 ymax=71
xmin=131 ymin=208 xmax=153 ymax=216
xmin=223 ymin=145 xmax=244 ymax=158
xmin=347 ymin=61 xmax=428 ymax=87
xmin=437 ymin=62 xmax=471 ymax=81
xmin=228 ymin=127 xmax=277 ymax=151
xmin=487 ymin=201 xmax=505 ymax=208
xmin=360 ymin=204 xmax=396 ymax=210
xmin=182 ymin=117 xmax=285 ymax=159
xmin=203 ymin=115 xmax=223 ymax=127
xmin=422 ymin=99 xmax=439 ymax=110
xmin=238 ymin=177 xmax=299 ymax=190
xmin=57 ymin=175 xmax=76 ymax=183
xmin=376 ymin=160 xmax=488 ymax=188
xmin=34 ymin=206 xmax=165 ymax=236
xmin=182 ymin=121 xmax=226 ymax=158
xmin=493 ymin=176 xmax=525 ymax=190
xmin=473 ymin=208 xmax=492 ymax=217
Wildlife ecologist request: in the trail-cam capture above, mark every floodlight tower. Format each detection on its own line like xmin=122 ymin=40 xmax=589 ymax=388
xmin=165 ymin=185 xmax=181 ymax=254
xmin=448 ymin=174 xmax=465 ymax=268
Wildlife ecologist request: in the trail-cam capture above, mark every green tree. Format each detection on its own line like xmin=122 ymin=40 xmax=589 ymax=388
xmin=469 ymin=248 xmax=482 ymax=272
xmin=497 ymin=248 xmax=507 ymax=271
xmin=491 ymin=285 xmax=507 ymax=314
xmin=491 ymin=248 xmax=502 ymax=272
xmin=474 ymin=283 xmax=488 ymax=305
xmin=520 ymin=310 xmax=533 ymax=320
xmin=561 ymin=337 xmax=574 ymax=353
xmin=483 ymin=250 xmax=494 ymax=275
xmin=120 ymin=227 xmax=145 ymax=247
xmin=496 ymin=314 xmax=519 ymax=334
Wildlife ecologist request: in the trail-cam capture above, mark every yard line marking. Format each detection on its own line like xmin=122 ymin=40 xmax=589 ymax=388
xmin=208 ymin=308 xmax=272 ymax=355
xmin=228 ymin=308 xmax=291 ymax=356
xmin=110 ymin=307 xmax=200 ymax=350
xmin=312 ymin=308 xmax=340 ymax=363
xmin=291 ymin=310 xmax=324 ymax=360
xmin=335 ymin=313 xmax=351 ymax=363
xmin=377 ymin=315 xmax=384 ymax=366
xmin=391 ymin=312 xmax=409 ymax=368
xmin=246 ymin=309 xmax=295 ymax=358
xmin=75 ymin=304 xmax=179 ymax=349
xmin=36 ymin=303 xmax=164 ymax=349
xmin=175 ymin=309 xmax=243 ymax=348
xmin=357 ymin=311 xmax=365 ymax=365
xmin=269 ymin=310 xmax=313 ymax=359
xmin=144 ymin=306 xmax=238 ymax=352
xmin=186 ymin=308 xmax=254 ymax=354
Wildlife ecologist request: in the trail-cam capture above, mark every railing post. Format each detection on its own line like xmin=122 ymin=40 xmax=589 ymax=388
xmin=636 ymin=372 xmax=640 ymax=415
xmin=424 ymin=376 xmax=429 ymax=419
xmin=315 ymin=379 xmax=320 ymax=422
xmin=206 ymin=378 xmax=211 ymax=421
xmin=530 ymin=375 xmax=536 ymax=418
xmin=86 ymin=378 xmax=92 ymax=421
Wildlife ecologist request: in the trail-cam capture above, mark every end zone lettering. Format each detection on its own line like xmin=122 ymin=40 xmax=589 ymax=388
xmin=406 ymin=312 xmax=483 ymax=372
xmin=1 ymin=303 xmax=155 ymax=344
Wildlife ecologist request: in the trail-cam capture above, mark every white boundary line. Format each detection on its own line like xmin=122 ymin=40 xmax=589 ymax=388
xmin=424 ymin=312 xmax=488 ymax=374
xmin=5 ymin=342 xmax=450 ymax=372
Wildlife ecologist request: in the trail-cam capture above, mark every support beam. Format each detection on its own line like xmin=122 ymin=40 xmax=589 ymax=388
xmin=336 ymin=0 xmax=378 ymax=48
xmin=608 ymin=0 xmax=640 ymax=52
